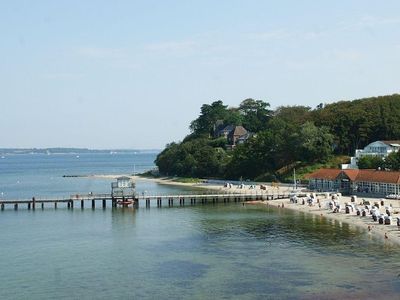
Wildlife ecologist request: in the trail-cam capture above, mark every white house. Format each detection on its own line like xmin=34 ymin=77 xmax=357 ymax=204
xmin=342 ymin=140 xmax=400 ymax=169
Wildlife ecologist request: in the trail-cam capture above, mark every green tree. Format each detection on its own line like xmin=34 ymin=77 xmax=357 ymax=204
xmin=155 ymin=138 xmax=229 ymax=178
xmin=190 ymin=100 xmax=229 ymax=136
xmin=239 ymin=98 xmax=272 ymax=132
xmin=384 ymin=151 xmax=400 ymax=170
xmin=357 ymin=155 xmax=384 ymax=169
xmin=274 ymin=105 xmax=311 ymax=127
xmin=297 ymin=122 xmax=334 ymax=163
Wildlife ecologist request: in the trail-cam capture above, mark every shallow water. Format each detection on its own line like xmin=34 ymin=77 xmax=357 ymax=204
xmin=1 ymin=154 xmax=400 ymax=299
xmin=1 ymin=204 xmax=400 ymax=299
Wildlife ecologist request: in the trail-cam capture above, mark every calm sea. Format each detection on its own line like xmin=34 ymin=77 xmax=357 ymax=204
xmin=0 ymin=153 xmax=400 ymax=299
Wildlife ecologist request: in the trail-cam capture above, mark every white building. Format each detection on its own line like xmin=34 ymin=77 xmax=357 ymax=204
xmin=307 ymin=168 xmax=400 ymax=196
xmin=342 ymin=140 xmax=400 ymax=169
xmin=111 ymin=176 xmax=136 ymax=197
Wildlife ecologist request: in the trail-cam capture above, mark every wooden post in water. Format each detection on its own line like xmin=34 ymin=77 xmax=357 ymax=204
xmin=112 ymin=197 xmax=116 ymax=208
xmin=70 ymin=200 xmax=74 ymax=209
xmin=1 ymin=203 xmax=4 ymax=210
xmin=14 ymin=203 xmax=18 ymax=210
xmin=54 ymin=202 xmax=57 ymax=209
xmin=81 ymin=200 xmax=84 ymax=209
xmin=134 ymin=198 xmax=139 ymax=209
xmin=28 ymin=202 xmax=31 ymax=210
xmin=92 ymin=199 xmax=95 ymax=209
xmin=67 ymin=202 xmax=71 ymax=209
xmin=32 ymin=197 xmax=36 ymax=210
xmin=41 ymin=202 xmax=44 ymax=209
xmin=102 ymin=199 xmax=106 ymax=209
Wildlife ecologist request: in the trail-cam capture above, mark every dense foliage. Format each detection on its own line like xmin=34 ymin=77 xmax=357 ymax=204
xmin=358 ymin=152 xmax=400 ymax=171
xmin=312 ymin=95 xmax=400 ymax=155
xmin=156 ymin=94 xmax=400 ymax=181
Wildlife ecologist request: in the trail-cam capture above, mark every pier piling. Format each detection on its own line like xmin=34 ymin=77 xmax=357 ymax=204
xmin=1 ymin=192 xmax=290 ymax=211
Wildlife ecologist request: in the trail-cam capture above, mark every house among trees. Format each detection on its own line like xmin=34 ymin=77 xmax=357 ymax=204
xmin=342 ymin=140 xmax=400 ymax=169
xmin=306 ymin=168 xmax=400 ymax=196
xmin=214 ymin=122 xmax=252 ymax=147
xmin=214 ymin=123 xmax=235 ymax=139
xmin=227 ymin=126 xmax=251 ymax=145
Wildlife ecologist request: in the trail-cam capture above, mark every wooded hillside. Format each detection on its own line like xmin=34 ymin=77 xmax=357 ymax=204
xmin=155 ymin=94 xmax=400 ymax=181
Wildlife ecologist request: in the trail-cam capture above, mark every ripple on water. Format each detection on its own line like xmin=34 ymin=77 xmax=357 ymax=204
xmin=156 ymin=260 xmax=209 ymax=286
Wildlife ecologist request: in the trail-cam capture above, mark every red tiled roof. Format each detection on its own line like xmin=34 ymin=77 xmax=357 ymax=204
xmin=342 ymin=169 xmax=359 ymax=181
xmin=306 ymin=168 xmax=400 ymax=184
xmin=305 ymin=169 xmax=341 ymax=180
xmin=355 ymin=169 xmax=400 ymax=184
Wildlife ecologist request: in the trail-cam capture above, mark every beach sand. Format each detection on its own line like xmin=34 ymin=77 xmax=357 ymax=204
xmin=87 ymin=174 xmax=400 ymax=246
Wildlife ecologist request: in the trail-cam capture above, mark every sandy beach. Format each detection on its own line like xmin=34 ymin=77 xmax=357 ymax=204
xmin=88 ymin=174 xmax=400 ymax=246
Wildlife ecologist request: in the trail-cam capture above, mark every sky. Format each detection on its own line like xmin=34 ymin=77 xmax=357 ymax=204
xmin=1 ymin=1 xmax=400 ymax=149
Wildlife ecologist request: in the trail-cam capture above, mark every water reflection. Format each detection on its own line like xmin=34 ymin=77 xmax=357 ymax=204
xmin=110 ymin=206 xmax=137 ymax=229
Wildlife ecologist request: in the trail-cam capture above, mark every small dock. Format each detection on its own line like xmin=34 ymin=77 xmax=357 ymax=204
xmin=0 ymin=192 xmax=291 ymax=210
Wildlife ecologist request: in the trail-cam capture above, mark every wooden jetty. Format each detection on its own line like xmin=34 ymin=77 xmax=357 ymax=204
xmin=0 ymin=192 xmax=291 ymax=211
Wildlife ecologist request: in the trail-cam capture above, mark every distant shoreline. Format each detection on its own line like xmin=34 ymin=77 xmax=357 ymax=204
xmin=0 ymin=148 xmax=160 ymax=155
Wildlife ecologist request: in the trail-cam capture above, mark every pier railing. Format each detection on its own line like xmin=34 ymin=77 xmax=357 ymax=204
xmin=0 ymin=192 xmax=291 ymax=210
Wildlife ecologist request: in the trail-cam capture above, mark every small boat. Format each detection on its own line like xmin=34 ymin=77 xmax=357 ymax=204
xmin=117 ymin=199 xmax=133 ymax=206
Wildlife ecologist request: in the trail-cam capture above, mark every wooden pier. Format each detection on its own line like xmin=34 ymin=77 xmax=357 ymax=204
xmin=0 ymin=192 xmax=291 ymax=210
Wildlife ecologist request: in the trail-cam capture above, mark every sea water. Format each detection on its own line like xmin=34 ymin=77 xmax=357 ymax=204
xmin=0 ymin=153 xmax=400 ymax=299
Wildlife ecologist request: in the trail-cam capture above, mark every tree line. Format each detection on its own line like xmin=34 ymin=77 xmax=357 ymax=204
xmin=155 ymin=94 xmax=400 ymax=181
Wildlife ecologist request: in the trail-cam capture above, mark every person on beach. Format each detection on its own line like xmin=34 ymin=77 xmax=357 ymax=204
xmin=385 ymin=232 xmax=388 ymax=239
xmin=368 ymin=225 xmax=371 ymax=232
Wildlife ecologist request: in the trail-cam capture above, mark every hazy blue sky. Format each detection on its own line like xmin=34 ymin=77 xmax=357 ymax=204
xmin=1 ymin=1 xmax=400 ymax=149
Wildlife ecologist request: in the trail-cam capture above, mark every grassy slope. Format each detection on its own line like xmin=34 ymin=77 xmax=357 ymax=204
xmin=279 ymin=155 xmax=350 ymax=183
